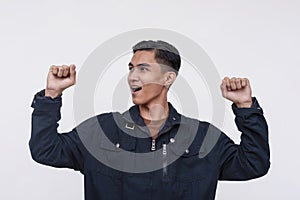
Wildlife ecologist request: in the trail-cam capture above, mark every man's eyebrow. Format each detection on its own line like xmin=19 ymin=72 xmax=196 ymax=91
xmin=137 ymin=63 xmax=151 ymax=67
xmin=128 ymin=62 xmax=151 ymax=67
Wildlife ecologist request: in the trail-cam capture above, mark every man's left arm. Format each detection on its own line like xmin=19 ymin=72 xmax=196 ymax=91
xmin=218 ymin=77 xmax=270 ymax=180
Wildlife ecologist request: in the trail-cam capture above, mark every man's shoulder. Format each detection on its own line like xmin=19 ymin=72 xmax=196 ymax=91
xmin=96 ymin=112 xmax=118 ymax=121
xmin=179 ymin=113 xmax=211 ymax=130
xmin=76 ymin=111 xmax=121 ymax=128
xmin=179 ymin=113 xmax=225 ymax=139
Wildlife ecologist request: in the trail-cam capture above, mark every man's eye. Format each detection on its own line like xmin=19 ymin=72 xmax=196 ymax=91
xmin=140 ymin=67 xmax=147 ymax=71
xmin=129 ymin=67 xmax=133 ymax=71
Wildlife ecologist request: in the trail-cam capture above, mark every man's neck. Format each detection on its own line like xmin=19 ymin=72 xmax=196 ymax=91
xmin=138 ymin=101 xmax=169 ymax=139
xmin=138 ymin=101 xmax=169 ymax=121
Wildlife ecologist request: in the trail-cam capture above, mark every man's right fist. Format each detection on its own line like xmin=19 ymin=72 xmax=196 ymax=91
xmin=45 ymin=64 xmax=76 ymax=98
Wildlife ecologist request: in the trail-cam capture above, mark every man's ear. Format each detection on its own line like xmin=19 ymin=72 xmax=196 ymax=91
xmin=164 ymin=71 xmax=177 ymax=88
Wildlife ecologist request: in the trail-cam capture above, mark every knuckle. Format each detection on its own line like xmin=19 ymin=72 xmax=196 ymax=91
xmin=63 ymin=68 xmax=68 ymax=73
xmin=50 ymin=65 xmax=58 ymax=71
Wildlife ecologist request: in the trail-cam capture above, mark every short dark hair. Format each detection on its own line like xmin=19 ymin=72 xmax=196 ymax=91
xmin=132 ymin=40 xmax=181 ymax=74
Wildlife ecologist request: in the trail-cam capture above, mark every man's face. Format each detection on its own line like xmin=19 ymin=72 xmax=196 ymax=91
xmin=127 ymin=50 xmax=167 ymax=106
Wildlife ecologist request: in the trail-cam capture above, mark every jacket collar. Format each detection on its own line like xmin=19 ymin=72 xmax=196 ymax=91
xmin=122 ymin=102 xmax=182 ymax=128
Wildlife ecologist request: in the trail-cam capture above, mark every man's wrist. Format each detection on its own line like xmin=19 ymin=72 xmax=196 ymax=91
xmin=235 ymin=99 xmax=253 ymax=108
xmin=45 ymin=89 xmax=62 ymax=99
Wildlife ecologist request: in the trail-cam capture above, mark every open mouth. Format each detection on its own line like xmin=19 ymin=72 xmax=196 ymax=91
xmin=131 ymin=86 xmax=142 ymax=93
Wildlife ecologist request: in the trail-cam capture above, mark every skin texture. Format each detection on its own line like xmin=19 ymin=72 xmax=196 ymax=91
xmin=45 ymin=64 xmax=76 ymax=98
xmin=220 ymin=77 xmax=252 ymax=108
xmin=127 ymin=50 xmax=177 ymax=122
xmin=45 ymin=50 xmax=252 ymax=138
xmin=127 ymin=50 xmax=177 ymax=138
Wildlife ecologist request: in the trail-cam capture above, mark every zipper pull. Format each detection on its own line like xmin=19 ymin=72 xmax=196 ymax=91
xmin=162 ymin=143 xmax=167 ymax=156
xmin=162 ymin=143 xmax=167 ymax=178
xmin=151 ymin=139 xmax=156 ymax=151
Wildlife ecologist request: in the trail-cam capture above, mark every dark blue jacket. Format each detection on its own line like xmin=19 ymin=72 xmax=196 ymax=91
xmin=29 ymin=90 xmax=270 ymax=200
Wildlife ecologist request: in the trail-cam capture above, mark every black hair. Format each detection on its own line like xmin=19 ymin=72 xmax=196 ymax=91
xmin=132 ymin=40 xmax=181 ymax=74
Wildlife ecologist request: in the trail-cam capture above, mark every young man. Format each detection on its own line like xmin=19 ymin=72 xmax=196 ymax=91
xmin=29 ymin=40 xmax=270 ymax=200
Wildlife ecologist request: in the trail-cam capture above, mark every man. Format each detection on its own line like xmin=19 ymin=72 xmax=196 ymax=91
xmin=29 ymin=40 xmax=270 ymax=200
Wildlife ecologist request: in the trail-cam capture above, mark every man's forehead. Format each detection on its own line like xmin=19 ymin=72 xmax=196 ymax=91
xmin=130 ymin=50 xmax=157 ymax=63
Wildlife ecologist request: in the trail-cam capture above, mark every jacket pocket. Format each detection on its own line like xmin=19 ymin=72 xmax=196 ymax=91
xmin=94 ymin=136 xmax=136 ymax=173
xmin=169 ymin=144 xmax=206 ymax=182
xmin=91 ymin=163 xmax=122 ymax=200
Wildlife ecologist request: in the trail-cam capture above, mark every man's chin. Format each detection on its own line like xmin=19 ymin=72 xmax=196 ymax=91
xmin=132 ymin=99 xmax=146 ymax=106
xmin=132 ymin=101 xmax=142 ymax=105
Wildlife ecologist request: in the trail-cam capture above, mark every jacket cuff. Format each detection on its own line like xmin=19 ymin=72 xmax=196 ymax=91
xmin=232 ymin=97 xmax=264 ymax=118
xmin=31 ymin=89 xmax=62 ymax=112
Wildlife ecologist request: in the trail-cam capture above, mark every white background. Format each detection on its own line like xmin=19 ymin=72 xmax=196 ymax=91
xmin=1 ymin=0 xmax=299 ymax=199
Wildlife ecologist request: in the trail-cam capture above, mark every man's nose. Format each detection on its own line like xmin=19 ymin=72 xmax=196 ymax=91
xmin=128 ymin=68 xmax=139 ymax=82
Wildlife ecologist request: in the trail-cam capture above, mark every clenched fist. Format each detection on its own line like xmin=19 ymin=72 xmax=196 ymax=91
xmin=45 ymin=64 xmax=76 ymax=98
xmin=220 ymin=77 xmax=253 ymax=108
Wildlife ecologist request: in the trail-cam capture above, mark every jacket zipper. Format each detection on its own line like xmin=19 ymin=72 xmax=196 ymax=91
xmin=162 ymin=143 xmax=167 ymax=178
xmin=151 ymin=139 xmax=156 ymax=151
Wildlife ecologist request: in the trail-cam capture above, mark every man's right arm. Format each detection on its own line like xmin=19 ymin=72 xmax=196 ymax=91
xmin=29 ymin=65 xmax=84 ymax=172
xmin=29 ymin=90 xmax=84 ymax=172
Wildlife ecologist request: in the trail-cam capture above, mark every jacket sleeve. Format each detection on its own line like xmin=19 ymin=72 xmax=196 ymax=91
xmin=218 ymin=97 xmax=270 ymax=181
xmin=29 ymin=90 xmax=85 ymax=172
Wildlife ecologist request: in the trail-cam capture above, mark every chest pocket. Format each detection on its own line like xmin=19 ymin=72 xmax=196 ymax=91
xmin=84 ymin=127 xmax=137 ymax=200
xmin=95 ymin=137 xmax=136 ymax=177
xmin=169 ymin=143 xmax=207 ymax=183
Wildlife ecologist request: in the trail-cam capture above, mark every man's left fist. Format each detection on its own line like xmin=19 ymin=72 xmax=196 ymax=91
xmin=220 ymin=77 xmax=253 ymax=108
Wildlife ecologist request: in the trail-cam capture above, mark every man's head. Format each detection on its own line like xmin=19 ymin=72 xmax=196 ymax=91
xmin=132 ymin=40 xmax=181 ymax=75
xmin=128 ymin=40 xmax=181 ymax=106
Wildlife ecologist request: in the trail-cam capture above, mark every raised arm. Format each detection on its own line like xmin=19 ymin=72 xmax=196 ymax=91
xmin=29 ymin=65 xmax=84 ymax=172
xmin=218 ymin=77 xmax=270 ymax=180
